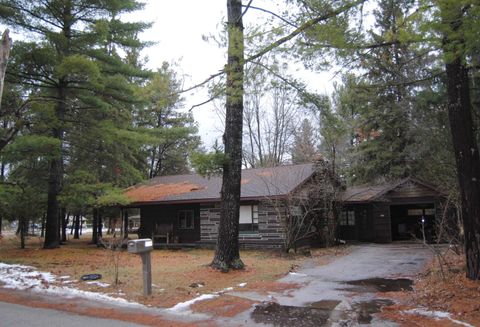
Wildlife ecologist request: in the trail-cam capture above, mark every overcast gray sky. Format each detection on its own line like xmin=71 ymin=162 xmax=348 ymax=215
xmin=131 ymin=0 xmax=227 ymax=147
xmin=133 ymin=1 xmax=339 ymax=148
xmin=5 ymin=1 xmax=339 ymax=148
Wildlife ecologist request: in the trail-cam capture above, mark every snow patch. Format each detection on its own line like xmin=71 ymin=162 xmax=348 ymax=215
xmin=237 ymin=282 xmax=247 ymax=288
xmin=0 ymin=262 xmax=142 ymax=308
xmin=167 ymin=294 xmax=218 ymax=313
xmin=405 ymin=309 xmax=474 ymax=327
xmin=86 ymin=281 xmax=110 ymax=288
xmin=289 ymin=272 xmax=307 ymax=277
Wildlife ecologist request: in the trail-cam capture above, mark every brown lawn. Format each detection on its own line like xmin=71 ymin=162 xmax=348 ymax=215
xmin=0 ymin=234 xmax=345 ymax=308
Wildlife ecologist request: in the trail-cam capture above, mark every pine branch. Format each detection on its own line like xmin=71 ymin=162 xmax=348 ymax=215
xmin=177 ymin=0 xmax=366 ymax=103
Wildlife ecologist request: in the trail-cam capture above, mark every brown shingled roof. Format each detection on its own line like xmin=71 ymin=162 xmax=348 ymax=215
xmin=340 ymin=178 xmax=445 ymax=203
xmin=125 ymin=163 xmax=316 ymax=205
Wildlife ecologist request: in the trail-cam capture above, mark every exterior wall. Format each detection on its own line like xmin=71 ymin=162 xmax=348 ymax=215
xmin=140 ymin=204 xmax=201 ymax=243
xmin=199 ymin=201 xmax=286 ymax=248
xmin=356 ymin=205 xmax=375 ymax=242
xmin=372 ymin=203 xmax=392 ymax=243
xmin=338 ymin=204 xmax=375 ymax=242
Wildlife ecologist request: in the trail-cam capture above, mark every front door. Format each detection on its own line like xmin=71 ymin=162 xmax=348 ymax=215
xmin=357 ymin=206 xmax=375 ymax=242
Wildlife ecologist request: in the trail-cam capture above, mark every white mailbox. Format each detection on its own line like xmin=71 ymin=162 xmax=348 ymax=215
xmin=128 ymin=238 xmax=153 ymax=254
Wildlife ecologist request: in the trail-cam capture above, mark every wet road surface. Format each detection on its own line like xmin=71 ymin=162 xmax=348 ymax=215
xmin=0 ymin=301 xmax=146 ymax=327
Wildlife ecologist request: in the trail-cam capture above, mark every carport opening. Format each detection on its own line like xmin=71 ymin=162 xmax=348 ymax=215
xmin=390 ymin=204 xmax=435 ymax=242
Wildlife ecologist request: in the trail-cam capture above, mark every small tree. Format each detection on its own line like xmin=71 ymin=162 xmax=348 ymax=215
xmin=99 ymin=236 xmax=128 ymax=286
xmin=261 ymin=159 xmax=341 ymax=252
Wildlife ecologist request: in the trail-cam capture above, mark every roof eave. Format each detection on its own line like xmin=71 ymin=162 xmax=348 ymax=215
xmin=123 ymin=194 xmax=289 ymax=207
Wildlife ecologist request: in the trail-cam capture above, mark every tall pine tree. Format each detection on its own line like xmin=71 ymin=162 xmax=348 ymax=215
xmin=0 ymin=0 xmax=150 ymax=248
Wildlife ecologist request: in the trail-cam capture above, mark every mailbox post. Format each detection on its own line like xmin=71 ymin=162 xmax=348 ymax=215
xmin=127 ymin=238 xmax=153 ymax=296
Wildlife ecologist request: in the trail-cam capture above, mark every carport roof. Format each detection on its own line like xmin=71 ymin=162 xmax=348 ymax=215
xmin=124 ymin=163 xmax=316 ymax=205
xmin=341 ymin=178 xmax=446 ymax=204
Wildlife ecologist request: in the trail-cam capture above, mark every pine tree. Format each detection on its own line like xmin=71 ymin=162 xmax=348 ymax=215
xmin=136 ymin=64 xmax=200 ymax=178
xmin=0 ymin=0 xmax=150 ymax=248
xmin=346 ymin=0 xmax=429 ymax=183
xmin=435 ymin=0 xmax=480 ymax=280
xmin=211 ymin=0 xmax=245 ymax=271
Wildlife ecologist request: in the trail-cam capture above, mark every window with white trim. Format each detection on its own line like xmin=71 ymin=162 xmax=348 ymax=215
xmin=178 ymin=210 xmax=194 ymax=229
xmin=239 ymin=205 xmax=259 ymax=233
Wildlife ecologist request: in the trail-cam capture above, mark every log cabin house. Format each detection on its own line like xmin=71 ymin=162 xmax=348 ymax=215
xmin=122 ymin=164 xmax=448 ymax=248
xmin=123 ymin=163 xmax=325 ymax=248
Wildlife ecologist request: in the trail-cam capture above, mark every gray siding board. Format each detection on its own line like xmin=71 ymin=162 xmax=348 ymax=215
xmin=199 ymin=201 xmax=285 ymax=247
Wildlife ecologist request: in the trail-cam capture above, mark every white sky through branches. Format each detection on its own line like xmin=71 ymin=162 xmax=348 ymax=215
xmin=133 ymin=0 xmax=338 ymax=148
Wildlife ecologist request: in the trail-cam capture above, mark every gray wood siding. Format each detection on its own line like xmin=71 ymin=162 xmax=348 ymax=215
xmin=199 ymin=201 xmax=285 ymax=247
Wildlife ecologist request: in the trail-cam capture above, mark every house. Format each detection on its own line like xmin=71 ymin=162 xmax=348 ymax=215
xmin=339 ymin=178 xmax=449 ymax=243
xmin=123 ymin=163 xmax=450 ymax=248
xmin=123 ymin=163 xmax=330 ymax=248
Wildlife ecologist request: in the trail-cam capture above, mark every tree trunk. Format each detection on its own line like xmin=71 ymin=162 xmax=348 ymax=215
xmin=20 ymin=217 xmax=27 ymax=249
xmin=74 ymin=214 xmax=80 ymax=239
xmin=80 ymin=215 xmax=83 ymax=236
xmin=98 ymin=210 xmax=103 ymax=239
xmin=61 ymin=212 xmax=68 ymax=243
xmin=211 ymin=0 xmax=245 ymax=271
xmin=0 ymin=29 xmax=11 ymax=112
xmin=123 ymin=209 xmax=129 ymax=239
xmin=442 ymin=4 xmax=480 ymax=281
xmin=44 ymin=1 xmax=72 ymax=249
xmin=40 ymin=214 xmax=46 ymax=238
xmin=445 ymin=58 xmax=480 ymax=280
xmin=43 ymin=82 xmax=66 ymax=249
xmin=92 ymin=208 xmax=98 ymax=244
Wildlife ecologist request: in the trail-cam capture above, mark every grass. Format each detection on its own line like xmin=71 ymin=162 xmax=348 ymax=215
xmin=0 ymin=233 xmax=347 ymax=307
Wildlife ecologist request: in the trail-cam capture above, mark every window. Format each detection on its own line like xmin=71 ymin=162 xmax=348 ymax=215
xmin=239 ymin=205 xmax=259 ymax=233
xmin=340 ymin=210 xmax=355 ymax=226
xmin=424 ymin=208 xmax=435 ymax=216
xmin=408 ymin=208 xmax=435 ymax=216
xmin=407 ymin=209 xmax=423 ymax=216
xmin=178 ymin=210 xmax=194 ymax=229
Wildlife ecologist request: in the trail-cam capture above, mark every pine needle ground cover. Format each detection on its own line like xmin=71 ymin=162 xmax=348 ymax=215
xmin=379 ymin=251 xmax=480 ymax=327
xmin=0 ymin=235 xmax=343 ymax=308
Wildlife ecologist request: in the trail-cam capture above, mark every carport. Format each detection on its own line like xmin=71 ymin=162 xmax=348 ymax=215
xmin=340 ymin=178 xmax=447 ymax=243
xmin=390 ymin=203 xmax=436 ymax=242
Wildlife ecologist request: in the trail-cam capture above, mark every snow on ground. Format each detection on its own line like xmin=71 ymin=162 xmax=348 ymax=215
xmin=288 ymin=272 xmax=307 ymax=277
xmin=0 ymin=263 xmax=140 ymax=307
xmin=86 ymin=281 xmax=110 ymax=288
xmin=0 ymin=262 xmax=246 ymax=315
xmin=404 ymin=309 xmax=475 ymax=327
xmin=167 ymin=294 xmax=218 ymax=313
